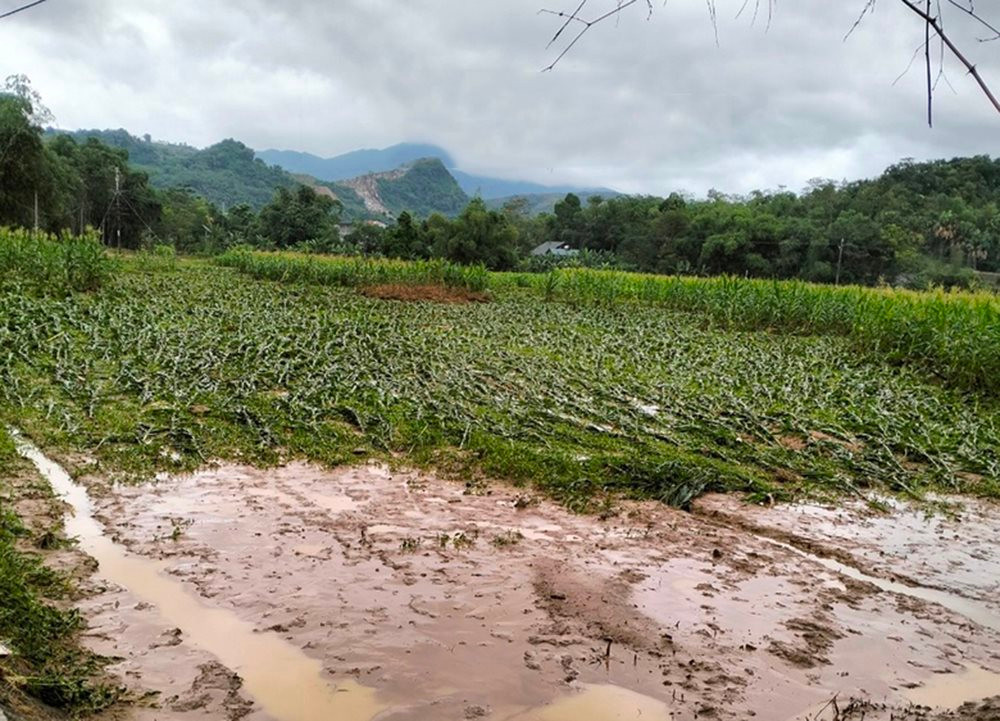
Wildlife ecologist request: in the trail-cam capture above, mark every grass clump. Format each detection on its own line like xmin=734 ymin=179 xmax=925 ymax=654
xmin=0 ymin=228 xmax=116 ymax=295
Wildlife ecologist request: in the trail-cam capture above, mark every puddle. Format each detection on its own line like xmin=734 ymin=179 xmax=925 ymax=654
xmin=760 ymin=536 xmax=1000 ymax=634
xmin=505 ymin=684 xmax=671 ymax=720
xmin=306 ymin=492 xmax=359 ymax=515
xmin=292 ymin=544 xmax=327 ymax=557
xmin=905 ymin=665 xmax=1000 ymax=709
xmin=13 ymin=432 xmax=1000 ymax=721
xmin=9 ymin=429 xmax=384 ymax=721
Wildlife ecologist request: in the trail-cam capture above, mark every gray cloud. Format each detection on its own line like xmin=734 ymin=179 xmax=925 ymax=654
xmin=2 ymin=0 xmax=997 ymax=194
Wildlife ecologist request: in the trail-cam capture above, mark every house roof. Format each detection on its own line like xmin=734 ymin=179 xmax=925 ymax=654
xmin=530 ymin=241 xmax=576 ymax=256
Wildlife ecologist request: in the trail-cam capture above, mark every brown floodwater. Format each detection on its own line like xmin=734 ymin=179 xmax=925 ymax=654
xmin=12 ymin=427 xmax=1000 ymax=721
xmin=10 ymin=429 xmax=384 ymax=721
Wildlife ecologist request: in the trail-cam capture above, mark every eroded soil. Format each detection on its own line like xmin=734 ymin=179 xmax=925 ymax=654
xmin=35 ymin=459 xmax=994 ymax=721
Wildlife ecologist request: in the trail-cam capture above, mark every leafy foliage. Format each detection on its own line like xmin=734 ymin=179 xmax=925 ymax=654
xmin=53 ymin=130 xmax=295 ymax=210
xmin=0 ymin=228 xmax=115 ymax=294
xmin=257 ymin=186 xmax=342 ymax=249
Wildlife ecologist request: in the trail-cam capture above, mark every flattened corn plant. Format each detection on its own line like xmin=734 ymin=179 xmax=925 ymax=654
xmin=1 ymin=259 xmax=997 ymax=509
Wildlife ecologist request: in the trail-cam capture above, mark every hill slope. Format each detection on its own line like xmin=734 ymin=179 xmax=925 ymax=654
xmin=259 ymin=143 xmax=455 ymax=182
xmin=257 ymin=143 xmax=617 ymax=202
xmin=51 ymin=129 xmax=297 ymax=209
xmin=48 ymin=130 xmax=471 ymax=219
xmin=318 ymin=158 xmax=469 ymax=220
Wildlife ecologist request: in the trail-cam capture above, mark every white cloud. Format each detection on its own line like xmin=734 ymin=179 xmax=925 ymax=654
xmin=1 ymin=0 xmax=997 ymax=194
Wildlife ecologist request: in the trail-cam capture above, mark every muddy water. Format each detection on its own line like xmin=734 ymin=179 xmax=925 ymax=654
xmin=9 ymin=429 xmax=383 ymax=721
xmin=503 ymin=685 xmax=671 ymax=720
xmin=905 ymin=665 xmax=1000 ymax=710
xmin=12 ymin=431 xmax=1000 ymax=721
xmin=760 ymin=536 xmax=1000 ymax=633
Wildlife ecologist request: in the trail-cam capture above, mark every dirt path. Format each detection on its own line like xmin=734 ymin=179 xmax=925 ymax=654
xmin=17 ymin=441 xmax=1000 ymax=721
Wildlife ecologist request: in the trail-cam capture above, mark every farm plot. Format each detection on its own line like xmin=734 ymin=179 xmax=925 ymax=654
xmin=2 ymin=255 xmax=1000 ymax=720
xmin=2 ymin=262 xmax=998 ymax=506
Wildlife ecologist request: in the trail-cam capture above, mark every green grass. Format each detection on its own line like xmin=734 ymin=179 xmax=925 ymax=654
xmin=0 ymin=429 xmax=120 ymax=716
xmin=0 ymin=228 xmax=116 ymax=296
xmin=2 ymin=257 xmax=997 ymax=511
xmin=215 ymin=247 xmax=490 ymax=292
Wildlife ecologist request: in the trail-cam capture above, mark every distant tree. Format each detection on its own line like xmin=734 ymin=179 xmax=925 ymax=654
xmin=218 ymin=203 xmax=260 ymax=246
xmin=258 ymin=185 xmax=341 ymax=249
xmin=0 ymin=76 xmax=49 ymax=227
xmin=346 ymin=222 xmax=388 ymax=255
xmin=47 ymin=134 xmax=161 ymax=247
xmin=157 ymin=188 xmax=215 ymax=252
xmin=552 ymin=192 xmax=585 ymax=248
xmin=432 ymin=198 xmax=520 ymax=270
xmin=384 ymin=211 xmax=428 ymax=259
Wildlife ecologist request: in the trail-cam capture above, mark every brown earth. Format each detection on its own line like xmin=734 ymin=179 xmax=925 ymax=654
xmin=34 ymin=460 xmax=994 ymax=721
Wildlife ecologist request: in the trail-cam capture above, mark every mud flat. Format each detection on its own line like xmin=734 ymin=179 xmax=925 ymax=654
xmin=13 ymin=433 xmax=1000 ymax=721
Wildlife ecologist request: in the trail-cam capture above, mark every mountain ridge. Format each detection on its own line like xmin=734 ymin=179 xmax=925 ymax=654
xmin=256 ymin=143 xmax=617 ymax=201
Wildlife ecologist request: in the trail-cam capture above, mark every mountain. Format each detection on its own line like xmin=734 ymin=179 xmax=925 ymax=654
xmin=303 ymin=158 xmax=469 ymax=220
xmin=47 ymin=130 xmax=469 ymax=219
xmin=51 ymin=129 xmax=297 ymax=209
xmin=257 ymin=143 xmax=617 ymax=202
xmin=259 ymin=143 xmax=455 ymax=183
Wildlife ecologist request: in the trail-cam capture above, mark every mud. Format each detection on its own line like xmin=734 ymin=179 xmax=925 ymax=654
xmin=13 ymin=433 xmax=1000 ymax=721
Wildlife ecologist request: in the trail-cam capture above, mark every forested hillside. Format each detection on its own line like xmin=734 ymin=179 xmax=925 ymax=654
xmin=496 ymin=157 xmax=1000 ymax=286
xmin=52 ymin=129 xmax=296 ymax=209
xmin=2 ymin=77 xmax=997 ymax=287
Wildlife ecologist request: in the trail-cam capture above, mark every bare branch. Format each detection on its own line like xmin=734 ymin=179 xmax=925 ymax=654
xmin=0 ymin=0 xmax=48 ymax=21
xmin=540 ymin=0 xmax=1000 ymax=122
xmin=540 ymin=0 xmax=650 ymax=71
xmin=897 ymin=0 xmax=1000 ymax=117
xmin=945 ymin=0 xmax=1000 ymax=42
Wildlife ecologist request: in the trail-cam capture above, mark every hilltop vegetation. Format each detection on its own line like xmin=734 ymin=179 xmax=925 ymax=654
xmin=52 ymin=129 xmax=296 ymax=210
xmin=258 ymin=142 xmax=615 ymax=200
xmin=372 ymin=158 xmax=468 ymax=218
xmin=4 ymin=76 xmax=1000 ymax=288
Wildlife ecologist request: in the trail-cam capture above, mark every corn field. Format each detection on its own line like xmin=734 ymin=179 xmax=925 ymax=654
xmin=2 ymin=257 xmax=996 ymax=507
xmin=498 ymin=268 xmax=1000 ymax=397
xmin=215 ymin=247 xmax=490 ymax=292
xmin=0 ymin=228 xmax=115 ymax=295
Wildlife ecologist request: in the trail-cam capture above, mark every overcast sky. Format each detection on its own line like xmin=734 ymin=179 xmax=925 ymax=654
xmin=2 ymin=0 xmax=998 ymax=195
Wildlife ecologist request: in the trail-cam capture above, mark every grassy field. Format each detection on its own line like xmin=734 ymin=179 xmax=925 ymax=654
xmin=2 ymin=240 xmax=999 ymax=714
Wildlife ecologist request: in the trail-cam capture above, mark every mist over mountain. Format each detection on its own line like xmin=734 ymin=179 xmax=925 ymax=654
xmin=257 ymin=143 xmax=617 ymax=201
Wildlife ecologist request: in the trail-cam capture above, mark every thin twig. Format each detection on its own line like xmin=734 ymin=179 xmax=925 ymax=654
xmin=898 ymin=0 xmax=1000 ymax=117
xmin=0 ymin=0 xmax=48 ymax=20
